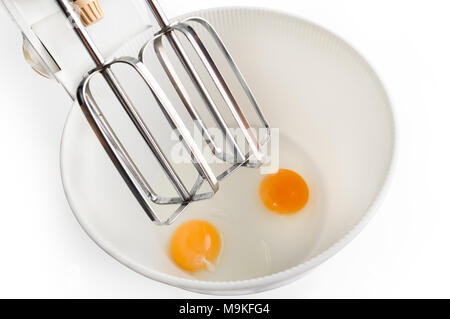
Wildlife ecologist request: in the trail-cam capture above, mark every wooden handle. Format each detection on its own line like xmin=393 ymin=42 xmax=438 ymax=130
xmin=73 ymin=0 xmax=104 ymax=26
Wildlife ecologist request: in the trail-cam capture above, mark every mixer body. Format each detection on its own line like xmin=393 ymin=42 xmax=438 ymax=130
xmin=2 ymin=0 xmax=153 ymax=97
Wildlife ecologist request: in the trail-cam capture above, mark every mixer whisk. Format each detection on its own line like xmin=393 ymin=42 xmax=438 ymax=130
xmin=56 ymin=0 xmax=271 ymax=225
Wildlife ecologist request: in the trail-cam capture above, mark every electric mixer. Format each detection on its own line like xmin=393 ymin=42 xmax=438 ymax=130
xmin=2 ymin=0 xmax=271 ymax=225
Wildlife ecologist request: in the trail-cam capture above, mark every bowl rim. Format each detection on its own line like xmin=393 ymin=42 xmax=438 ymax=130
xmin=60 ymin=5 xmax=398 ymax=295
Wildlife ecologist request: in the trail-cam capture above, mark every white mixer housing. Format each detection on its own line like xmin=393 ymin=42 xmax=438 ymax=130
xmin=2 ymin=0 xmax=153 ymax=97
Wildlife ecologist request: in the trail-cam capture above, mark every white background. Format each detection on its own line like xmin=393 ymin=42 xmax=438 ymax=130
xmin=0 ymin=0 xmax=447 ymax=298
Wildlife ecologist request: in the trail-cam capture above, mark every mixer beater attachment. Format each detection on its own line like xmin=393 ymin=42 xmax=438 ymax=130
xmin=56 ymin=0 xmax=270 ymax=225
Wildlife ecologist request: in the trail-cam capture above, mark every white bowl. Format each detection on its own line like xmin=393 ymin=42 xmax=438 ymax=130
xmin=60 ymin=7 xmax=396 ymax=295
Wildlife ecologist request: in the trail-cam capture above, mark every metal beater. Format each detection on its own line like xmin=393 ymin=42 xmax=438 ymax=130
xmin=56 ymin=0 xmax=270 ymax=225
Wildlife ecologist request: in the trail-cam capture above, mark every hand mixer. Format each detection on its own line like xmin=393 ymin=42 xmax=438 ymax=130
xmin=2 ymin=0 xmax=271 ymax=225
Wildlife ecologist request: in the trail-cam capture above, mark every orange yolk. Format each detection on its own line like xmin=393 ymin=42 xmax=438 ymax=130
xmin=170 ymin=220 xmax=221 ymax=271
xmin=259 ymin=169 xmax=309 ymax=214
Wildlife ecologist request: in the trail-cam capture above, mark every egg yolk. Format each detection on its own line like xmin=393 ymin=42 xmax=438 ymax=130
xmin=170 ymin=220 xmax=221 ymax=271
xmin=259 ymin=169 xmax=309 ymax=214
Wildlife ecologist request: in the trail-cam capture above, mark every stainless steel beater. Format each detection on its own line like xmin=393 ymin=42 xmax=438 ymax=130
xmin=56 ymin=0 xmax=270 ymax=225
